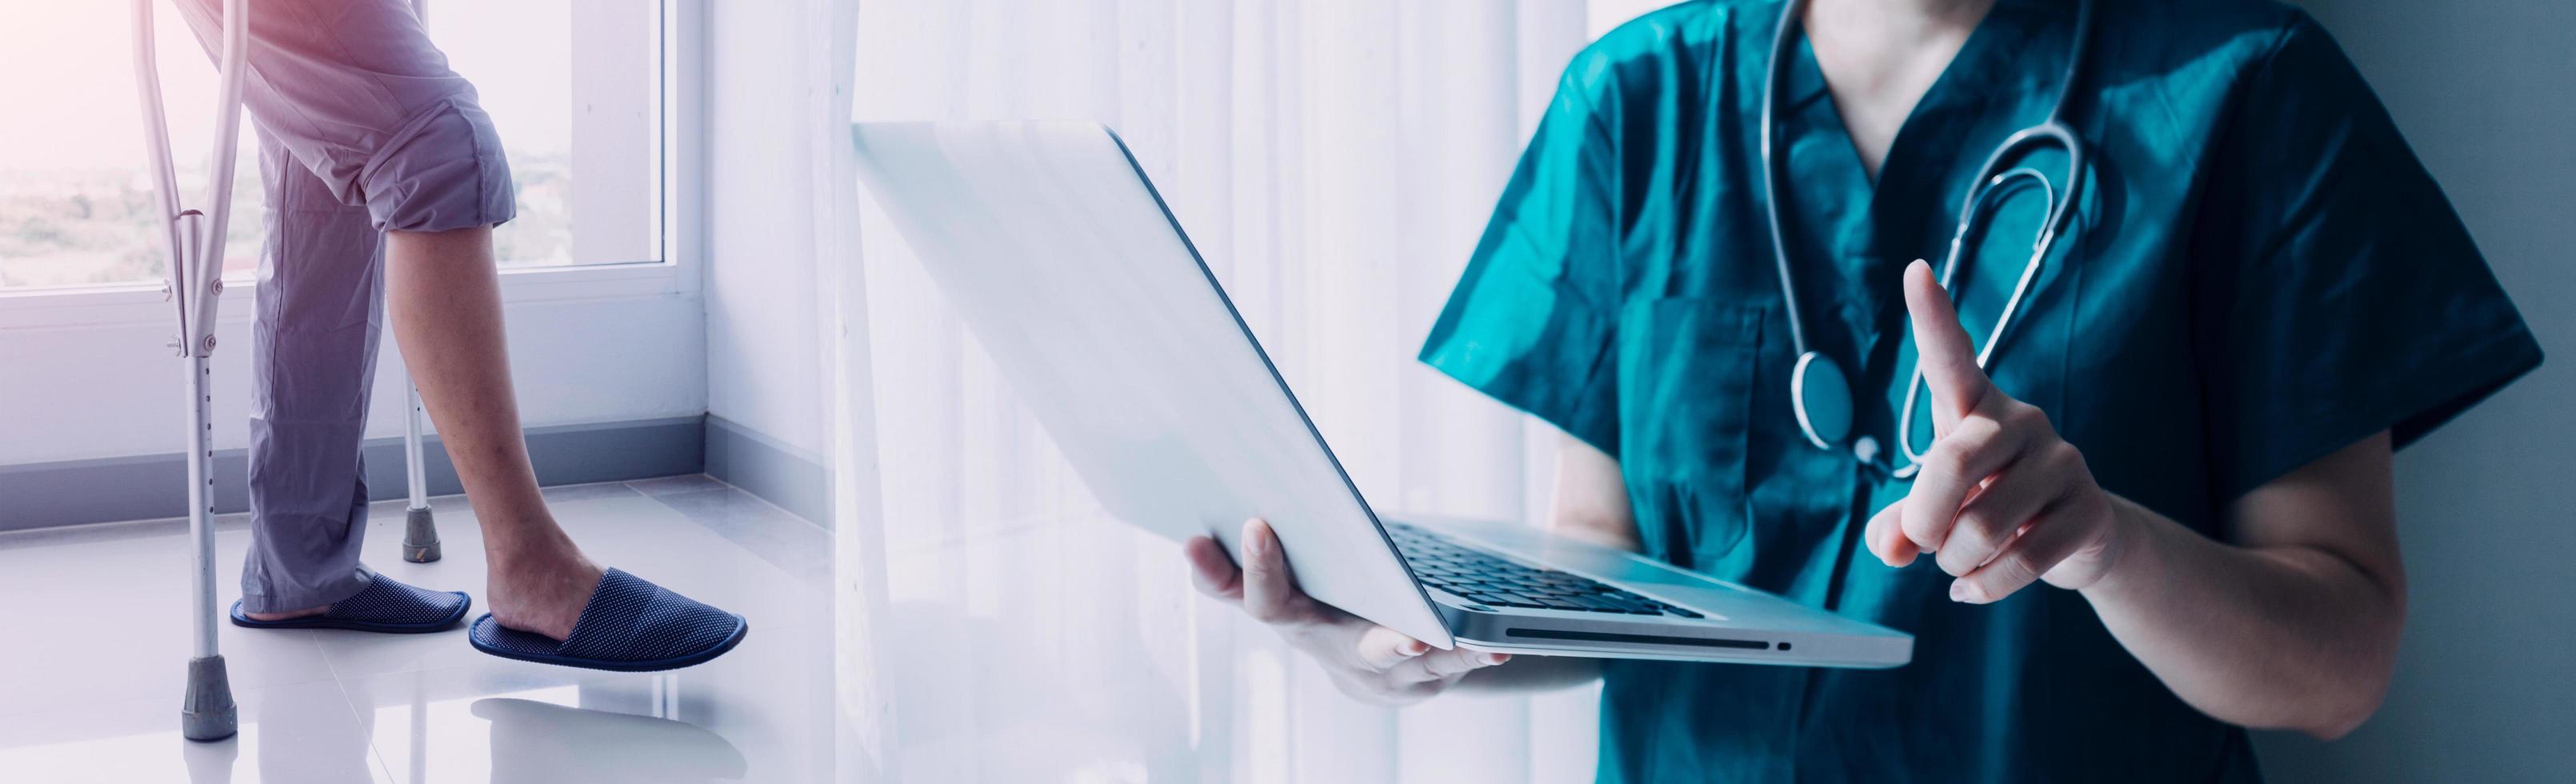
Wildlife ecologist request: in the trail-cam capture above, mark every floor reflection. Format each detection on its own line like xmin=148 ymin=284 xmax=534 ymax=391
xmin=0 ymin=479 xmax=834 ymax=782
xmin=854 ymin=518 xmax=1213 ymax=780
xmin=352 ymin=664 xmax=814 ymax=783
xmin=181 ymin=734 xmax=240 ymax=784
xmin=474 ymin=698 xmax=748 ymax=783
xmin=251 ymin=670 xmax=379 ymax=783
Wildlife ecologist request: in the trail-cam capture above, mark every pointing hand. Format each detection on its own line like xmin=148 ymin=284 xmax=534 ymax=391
xmin=1864 ymin=260 xmax=2131 ymax=603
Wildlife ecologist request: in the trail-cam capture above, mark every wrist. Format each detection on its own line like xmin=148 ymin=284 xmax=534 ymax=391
xmin=2079 ymin=496 xmax=2165 ymax=602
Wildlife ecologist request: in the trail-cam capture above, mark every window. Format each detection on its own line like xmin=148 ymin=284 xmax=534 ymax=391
xmin=0 ymin=0 xmax=662 ymax=291
xmin=428 ymin=0 xmax=662 ymax=269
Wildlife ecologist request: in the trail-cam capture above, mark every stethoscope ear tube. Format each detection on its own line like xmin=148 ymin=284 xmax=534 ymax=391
xmin=1894 ymin=164 xmax=2066 ymax=475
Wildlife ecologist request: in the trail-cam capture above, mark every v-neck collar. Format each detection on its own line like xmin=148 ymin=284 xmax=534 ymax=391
xmin=1767 ymin=0 xmax=2067 ymax=252
xmin=1782 ymin=0 xmax=2061 ymax=118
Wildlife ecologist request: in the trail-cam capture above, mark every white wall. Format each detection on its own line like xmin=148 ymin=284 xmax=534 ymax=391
xmin=0 ymin=281 xmax=703 ymax=466
xmin=702 ymin=0 xmax=832 ymax=464
xmin=2254 ymin=2 xmax=2575 ymax=781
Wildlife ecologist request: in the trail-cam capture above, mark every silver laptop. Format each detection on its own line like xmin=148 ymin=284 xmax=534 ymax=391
xmin=851 ymin=121 xmax=1910 ymax=667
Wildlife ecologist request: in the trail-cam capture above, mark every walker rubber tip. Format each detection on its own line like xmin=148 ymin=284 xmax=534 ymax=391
xmin=182 ymin=655 xmax=238 ymax=742
xmin=402 ymin=506 xmax=442 ymax=563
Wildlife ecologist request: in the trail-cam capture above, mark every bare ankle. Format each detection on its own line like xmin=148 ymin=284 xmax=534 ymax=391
xmin=244 ymin=604 xmax=328 ymax=622
xmin=485 ymin=538 xmax=590 ymax=573
xmin=481 ymin=553 xmax=604 ymax=640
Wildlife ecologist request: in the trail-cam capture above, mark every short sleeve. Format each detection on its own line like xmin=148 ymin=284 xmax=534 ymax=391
xmin=2190 ymin=14 xmax=2543 ymax=500
xmin=1419 ymin=66 xmax=1628 ymax=454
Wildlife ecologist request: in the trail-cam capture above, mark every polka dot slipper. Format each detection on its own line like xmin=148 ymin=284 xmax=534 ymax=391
xmin=466 ymin=568 xmax=748 ymax=672
xmin=230 ymin=574 xmax=470 ymax=634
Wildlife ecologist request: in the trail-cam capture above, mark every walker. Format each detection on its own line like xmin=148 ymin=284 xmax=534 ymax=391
xmin=134 ymin=0 xmax=440 ymax=743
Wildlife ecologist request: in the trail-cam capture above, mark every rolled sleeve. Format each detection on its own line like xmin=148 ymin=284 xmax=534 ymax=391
xmin=2190 ymin=13 xmax=2543 ymax=501
xmin=1420 ymin=66 xmax=1628 ymax=454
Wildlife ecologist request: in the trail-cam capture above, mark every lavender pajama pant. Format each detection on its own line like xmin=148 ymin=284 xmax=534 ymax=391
xmin=174 ymin=0 xmax=514 ymax=612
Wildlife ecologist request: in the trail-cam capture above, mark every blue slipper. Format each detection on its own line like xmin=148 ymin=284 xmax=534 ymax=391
xmin=467 ymin=569 xmax=748 ymax=672
xmin=230 ymin=575 xmax=471 ymax=634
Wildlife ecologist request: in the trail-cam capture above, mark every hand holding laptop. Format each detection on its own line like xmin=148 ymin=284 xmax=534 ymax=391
xmin=1184 ymin=519 xmax=1510 ymax=705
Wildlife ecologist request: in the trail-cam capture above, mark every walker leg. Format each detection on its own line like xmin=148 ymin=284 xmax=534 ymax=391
xmin=138 ymin=0 xmax=248 ymax=744
xmin=180 ymin=351 xmax=236 ymax=742
xmin=397 ymin=0 xmax=442 ymax=566
xmin=401 ymin=381 xmax=441 ymax=563
xmin=403 ymin=507 xmax=440 ymax=562
xmin=181 ymin=654 xmax=238 ymax=742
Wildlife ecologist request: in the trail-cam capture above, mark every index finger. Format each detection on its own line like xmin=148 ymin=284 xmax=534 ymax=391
xmin=1903 ymin=259 xmax=1993 ymax=424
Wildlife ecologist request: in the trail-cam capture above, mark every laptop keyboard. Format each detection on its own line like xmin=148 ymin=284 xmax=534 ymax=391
xmin=1386 ymin=523 xmax=1702 ymax=618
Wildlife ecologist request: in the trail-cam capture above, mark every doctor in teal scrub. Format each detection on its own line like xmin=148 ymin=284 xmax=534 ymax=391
xmin=1182 ymin=0 xmax=2542 ymax=780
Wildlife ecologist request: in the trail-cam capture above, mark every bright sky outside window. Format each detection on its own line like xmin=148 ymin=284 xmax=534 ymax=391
xmin=0 ymin=0 xmax=660 ymax=290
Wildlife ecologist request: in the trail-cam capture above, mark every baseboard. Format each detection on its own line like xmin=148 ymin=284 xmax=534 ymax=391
xmin=703 ymin=414 xmax=832 ymax=530
xmin=0 ymin=415 xmax=706 ymax=534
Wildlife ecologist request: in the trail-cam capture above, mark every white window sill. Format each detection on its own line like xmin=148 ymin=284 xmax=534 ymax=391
xmin=0 ymin=261 xmax=688 ymax=331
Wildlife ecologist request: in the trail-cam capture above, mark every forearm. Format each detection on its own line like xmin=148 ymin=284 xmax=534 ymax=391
xmin=2079 ymin=495 xmax=2404 ymax=738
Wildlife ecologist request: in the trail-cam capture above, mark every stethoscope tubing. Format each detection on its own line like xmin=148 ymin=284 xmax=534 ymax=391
xmin=1760 ymin=0 xmax=1811 ymax=358
xmin=1767 ymin=0 xmax=2093 ymax=479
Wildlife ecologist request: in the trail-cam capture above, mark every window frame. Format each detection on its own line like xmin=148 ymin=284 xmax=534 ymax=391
xmin=0 ymin=0 xmax=702 ymax=324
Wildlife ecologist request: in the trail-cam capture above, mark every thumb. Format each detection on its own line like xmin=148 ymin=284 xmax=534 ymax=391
xmin=1903 ymin=259 xmax=1992 ymax=425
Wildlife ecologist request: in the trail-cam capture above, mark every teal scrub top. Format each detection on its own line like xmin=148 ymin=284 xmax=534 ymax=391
xmin=1418 ymin=0 xmax=2543 ymax=781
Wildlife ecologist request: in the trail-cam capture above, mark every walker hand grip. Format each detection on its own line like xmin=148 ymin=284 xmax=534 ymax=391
xmin=134 ymin=0 xmax=249 ymax=358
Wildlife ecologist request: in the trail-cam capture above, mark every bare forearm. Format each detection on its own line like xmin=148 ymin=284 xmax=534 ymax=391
xmin=2080 ymin=496 xmax=2403 ymax=738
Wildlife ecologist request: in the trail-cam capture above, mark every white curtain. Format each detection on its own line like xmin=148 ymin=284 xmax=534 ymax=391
xmin=832 ymin=2 xmax=1610 ymax=780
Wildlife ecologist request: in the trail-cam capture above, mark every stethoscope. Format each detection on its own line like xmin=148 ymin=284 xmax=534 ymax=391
xmin=1765 ymin=0 xmax=2093 ymax=480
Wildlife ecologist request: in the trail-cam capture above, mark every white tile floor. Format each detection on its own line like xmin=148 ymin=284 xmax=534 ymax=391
xmin=0 ymin=476 xmax=834 ymax=783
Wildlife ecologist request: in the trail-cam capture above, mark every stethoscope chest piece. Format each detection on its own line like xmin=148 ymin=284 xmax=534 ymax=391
xmin=1790 ymin=350 xmax=1854 ymax=450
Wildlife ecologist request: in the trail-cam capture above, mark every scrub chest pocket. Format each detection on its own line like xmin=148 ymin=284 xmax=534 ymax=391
xmin=1617 ymin=297 xmax=1765 ymax=567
